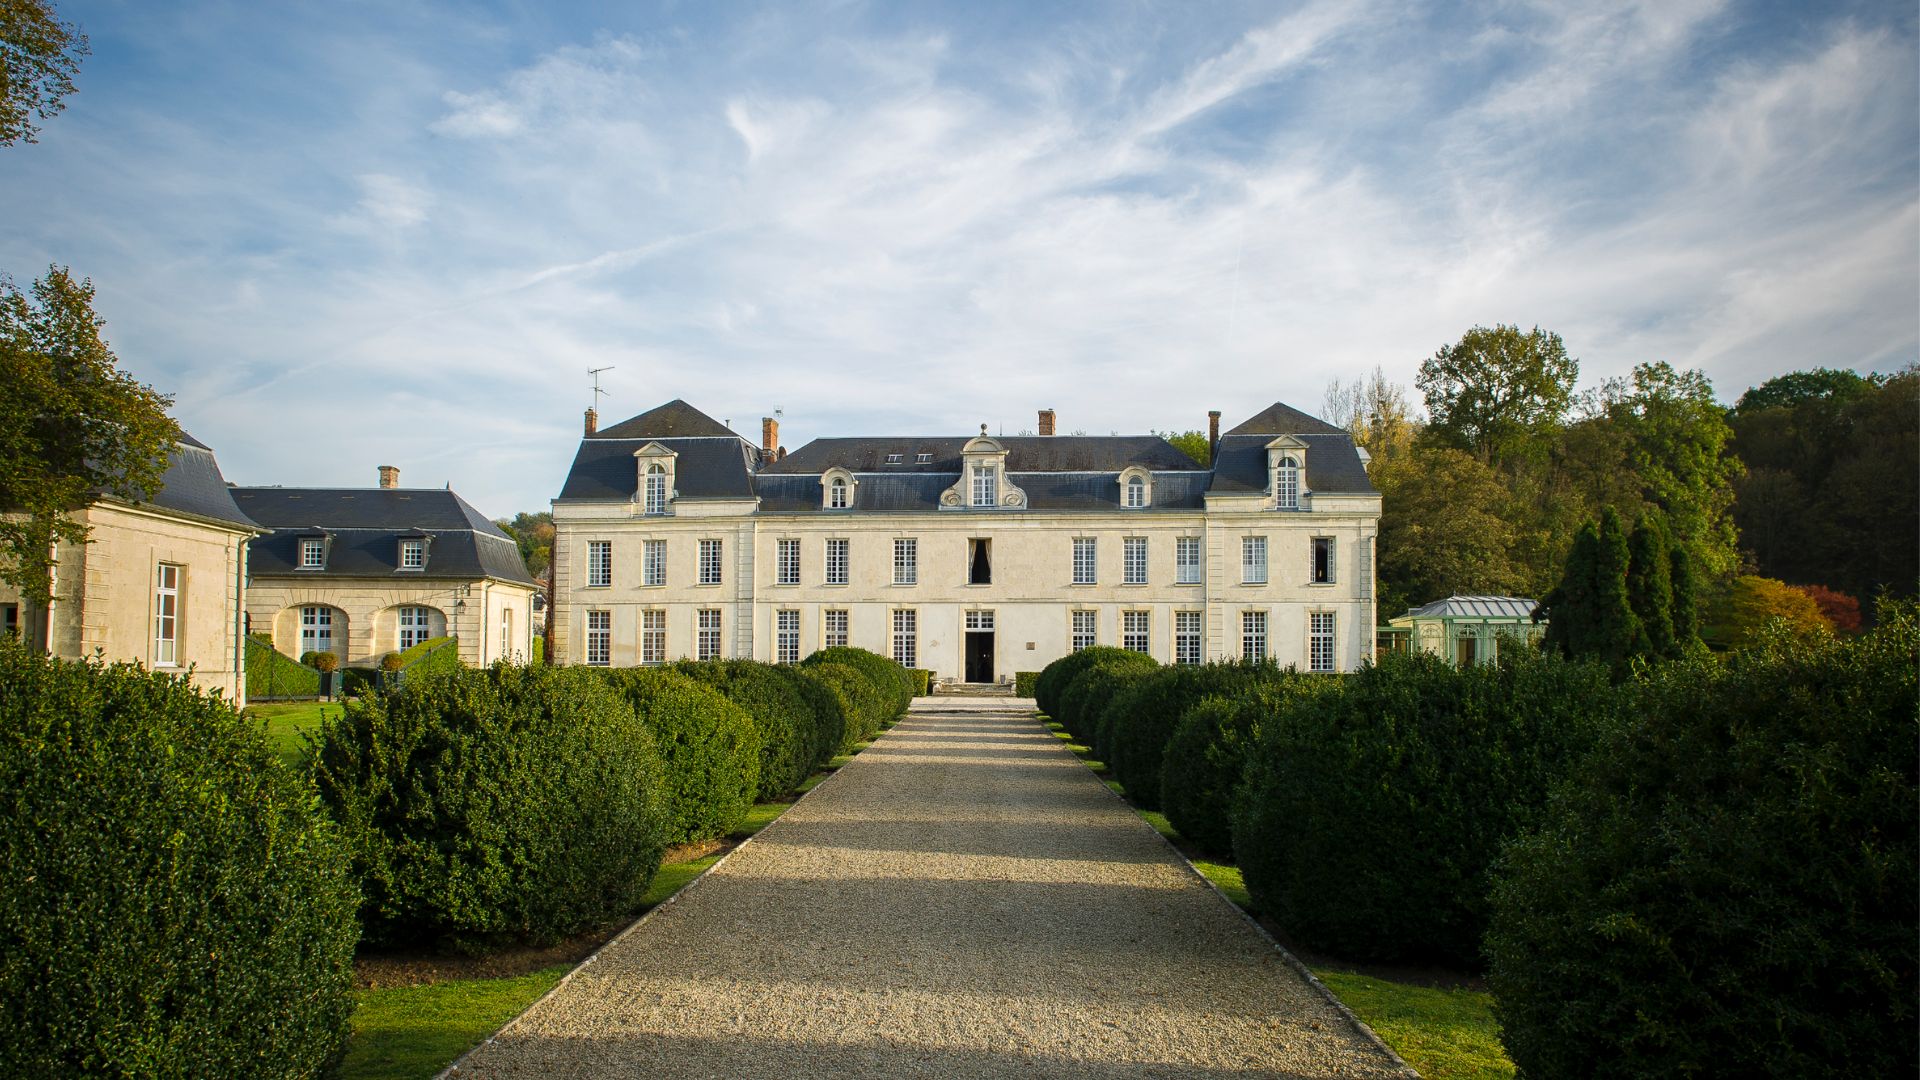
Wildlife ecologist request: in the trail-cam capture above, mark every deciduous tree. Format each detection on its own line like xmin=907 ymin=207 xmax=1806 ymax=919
xmin=1 ymin=0 xmax=87 ymax=146
xmin=1417 ymin=325 xmax=1577 ymax=467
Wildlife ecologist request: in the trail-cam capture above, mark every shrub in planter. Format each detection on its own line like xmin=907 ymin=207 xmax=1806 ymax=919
xmin=1102 ymin=660 xmax=1276 ymax=811
xmin=1013 ymin=670 xmax=1040 ymax=698
xmin=0 ymin=643 xmax=358 ymax=1077
xmin=379 ymin=651 xmax=405 ymax=672
xmin=596 ymin=669 xmax=762 ymax=846
xmin=674 ymin=659 xmax=818 ymax=799
xmin=798 ymin=661 xmax=888 ymax=748
xmin=802 ymin=646 xmax=913 ymax=720
xmin=313 ymin=664 xmax=668 ymax=951
xmin=1058 ymin=650 xmax=1160 ymax=749
xmin=1035 ymin=645 xmax=1136 ymax=721
xmin=1160 ymin=673 xmax=1324 ymax=856
xmin=1486 ymin=608 xmax=1919 ymax=1077
xmin=1233 ymin=648 xmax=1616 ymax=967
xmin=302 ymin=649 xmax=340 ymax=672
xmin=909 ymin=668 xmax=933 ymax=697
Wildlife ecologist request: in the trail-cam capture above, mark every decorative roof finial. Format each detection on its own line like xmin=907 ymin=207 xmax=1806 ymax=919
xmin=980 ymin=422 xmax=988 ymax=436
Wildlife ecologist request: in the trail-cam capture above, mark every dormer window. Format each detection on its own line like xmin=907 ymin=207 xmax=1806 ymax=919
xmin=829 ymin=477 xmax=849 ymax=509
xmin=400 ymin=539 xmax=425 ymax=569
xmin=643 ymin=463 xmax=668 ymax=515
xmin=633 ymin=443 xmax=677 ymax=516
xmin=1275 ymin=455 xmax=1300 ymax=510
xmin=944 ymin=431 xmax=1025 ymax=510
xmin=1118 ymin=466 xmax=1153 ymax=509
xmin=1125 ymin=476 xmax=1146 ymax=508
xmin=916 ymin=452 xmax=932 ymax=464
xmin=299 ymin=538 xmax=325 ymax=569
xmin=971 ymin=465 xmax=998 ymax=507
xmin=822 ymin=468 xmax=857 ymax=511
xmin=885 ymin=453 xmax=903 ymax=465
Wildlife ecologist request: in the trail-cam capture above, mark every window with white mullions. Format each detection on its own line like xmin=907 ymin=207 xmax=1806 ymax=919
xmin=153 ymin=563 xmax=180 ymax=666
xmin=400 ymin=539 xmax=425 ymax=569
xmin=965 ymin=610 xmax=994 ymax=631
xmin=1275 ymin=455 xmax=1300 ymax=509
xmin=1176 ymin=536 xmax=1201 ymax=584
xmin=1242 ymin=610 xmax=1267 ymax=660
xmin=1071 ymin=610 xmax=1097 ymax=651
xmin=777 ymin=609 xmax=800 ymax=663
xmin=399 ymin=606 xmax=433 ymax=649
xmin=893 ymin=538 xmax=917 ymax=585
xmin=697 ymin=609 xmax=722 ymax=660
xmin=892 ymin=609 xmax=917 ymax=668
xmin=588 ymin=540 xmax=612 ymax=587
xmin=1123 ymin=537 xmax=1148 ymax=584
xmin=644 ymin=463 xmax=668 ymax=515
xmin=1175 ymin=611 xmax=1201 ymax=665
xmin=971 ymin=465 xmax=997 ymax=507
xmin=699 ymin=539 xmax=723 ymax=585
xmin=1242 ymin=535 xmax=1267 ymax=584
xmin=1124 ymin=475 xmax=1147 ymax=508
xmin=1310 ymin=612 xmax=1336 ymax=672
xmin=829 ymin=476 xmax=849 ymax=509
xmin=300 ymin=606 xmax=333 ymax=656
xmin=825 ymin=538 xmax=849 ymax=585
xmin=823 ymin=609 xmax=849 ymax=648
xmin=777 ymin=538 xmax=800 ymax=585
xmin=641 ymin=610 xmax=665 ymax=664
xmin=1122 ymin=611 xmax=1150 ymax=654
xmin=300 ymin=538 xmax=325 ymax=569
xmin=586 ymin=610 xmax=611 ymax=666
xmin=1072 ymin=537 xmax=1096 ymax=585
xmin=643 ymin=539 xmax=666 ymax=586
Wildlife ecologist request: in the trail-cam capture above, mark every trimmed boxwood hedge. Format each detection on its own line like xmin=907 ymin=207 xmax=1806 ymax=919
xmin=1035 ymin=646 xmax=1137 ymax=722
xmin=1232 ymin=648 xmax=1615 ymax=967
xmin=1102 ymin=660 xmax=1276 ymax=811
xmin=802 ymin=646 xmax=913 ymax=721
xmin=0 ymin=643 xmax=358 ymax=1077
xmin=594 ymin=669 xmax=762 ymax=845
xmin=1160 ymin=673 xmax=1324 ymax=856
xmin=674 ymin=659 xmax=819 ymax=799
xmin=1486 ymin=609 xmax=1919 ymax=1077
xmin=1059 ymin=650 xmax=1160 ymax=749
xmin=774 ymin=665 xmax=847 ymax=771
xmin=313 ymin=663 xmax=668 ymax=951
xmin=1014 ymin=670 xmax=1040 ymax=698
xmin=799 ymin=661 xmax=888 ymax=748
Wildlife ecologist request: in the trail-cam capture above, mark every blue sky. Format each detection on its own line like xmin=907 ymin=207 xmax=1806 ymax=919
xmin=4 ymin=0 xmax=1914 ymax=516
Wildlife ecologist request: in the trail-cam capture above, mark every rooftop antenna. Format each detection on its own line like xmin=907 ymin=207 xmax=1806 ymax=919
xmin=587 ymin=366 xmax=614 ymax=408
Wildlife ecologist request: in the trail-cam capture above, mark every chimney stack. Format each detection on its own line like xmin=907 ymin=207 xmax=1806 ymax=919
xmin=1038 ymin=408 xmax=1056 ymax=436
xmin=1207 ymin=410 xmax=1222 ymax=460
xmin=762 ymin=417 xmax=779 ymax=459
xmin=378 ymin=465 xmax=400 ymax=489
xmin=584 ymin=407 xmax=598 ymax=436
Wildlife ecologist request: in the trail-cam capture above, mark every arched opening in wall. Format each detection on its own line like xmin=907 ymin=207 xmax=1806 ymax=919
xmin=381 ymin=604 xmax=445 ymax=653
xmin=279 ymin=604 xmax=348 ymax=663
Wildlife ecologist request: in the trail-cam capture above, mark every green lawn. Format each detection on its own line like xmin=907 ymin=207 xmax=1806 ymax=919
xmin=246 ymin=701 xmax=337 ymax=766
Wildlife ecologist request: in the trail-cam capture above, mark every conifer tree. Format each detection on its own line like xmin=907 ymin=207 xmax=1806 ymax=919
xmin=1543 ymin=524 xmax=1597 ymax=657
xmin=1590 ymin=507 xmax=1641 ymax=668
xmin=1626 ymin=517 xmax=1675 ymax=658
xmin=1669 ymin=543 xmax=1702 ymax=652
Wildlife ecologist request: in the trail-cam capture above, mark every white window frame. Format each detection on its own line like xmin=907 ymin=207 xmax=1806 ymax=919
xmin=1175 ymin=611 xmax=1202 ymax=666
xmin=643 ymin=539 xmax=666 ymax=586
xmin=823 ymin=609 xmax=849 ymax=648
xmin=1122 ymin=610 xmax=1150 ymax=654
xmin=641 ymin=609 xmax=666 ymax=664
xmin=825 ymin=538 xmax=849 ymax=585
xmin=892 ymin=609 xmax=917 ymax=668
xmin=1242 ymin=610 xmax=1267 ymax=660
xmin=1123 ymin=537 xmax=1148 ymax=585
xmin=500 ymin=608 xmax=513 ymax=659
xmin=1275 ymin=456 xmax=1300 ymax=510
xmin=777 ymin=538 xmax=800 ymax=585
xmin=587 ymin=540 xmax=613 ymax=587
xmin=300 ymin=605 xmax=333 ymax=656
xmin=1242 ymin=535 xmax=1268 ymax=584
xmin=585 ymin=610 xmax=611 ymax=666
xmin=965 ymin=609 xmax=995 ymax=631
xmin=643 ymin=463 xmax=669 ymax=515
xmin=971 ymin=465 xmax=997 ymax=508
xmin=697 ymin=609 xmax=722 ymax=660
xmin=1310 ymin=611 xmax=1336 ymax=672
xmin=893 ymin=537 xmax=917 ymax=585
xmin=698 ymin=539 xmax=723 ymax=585
xmin=1311 ymin=536 xmax=1336 ymax=584
xmin=776 ymin=609 xmax=800 ymax=663
xmin=1124 ymin=475 xmax=1147 ymax=508
xmin=299 ymin=538 xmax=325 ymax=569
xmin=399 ymin=539 xmax=425 ymax=570
xmin=399 ymin=605 xmax=433 ymax=649
xmin=1072 ymin=537 xmax=1097 ymax=585
xmin=1176 ymin=536 xmax=1202 ymax=585
xmin=153 ymin=563 xmax=180 ymax=666
xmin=1071 ymin=610 xmax=1097 ymax=652
xmin=828 ymin=476 xmax=850 ymax=509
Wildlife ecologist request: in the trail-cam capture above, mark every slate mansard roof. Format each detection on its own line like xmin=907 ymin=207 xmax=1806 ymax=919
xmin=234 ymin=487 xmax=535 ymax=585
xmin=112 ymin=433 xmax=261 ymax=531
xmin=555 ymin=399 xmax=1375 ymax=512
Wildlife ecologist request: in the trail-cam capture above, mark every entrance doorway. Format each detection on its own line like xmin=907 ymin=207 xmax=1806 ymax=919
xmin=964 ymin=610 xmax=995 ymax=683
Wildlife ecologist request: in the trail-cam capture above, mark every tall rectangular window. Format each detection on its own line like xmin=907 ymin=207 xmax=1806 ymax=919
xmin=697 ymin=609 xmax=722 ymax=660
xmin=1242 ymin=536 xmax=1267 ymax=584
xmin=823 ymin=609 xmax=849 ymax=648
xmin=300 ymin=606 xmax=332 ymax=656
xmin=399 ymin=606 xmax=432 ymax=649
xmin=825 ymin=538 xmax=849 ymax=585
xmin=643 ymin=465 xmax=668 ymax=515
xmin=893 ymin=538 xmax=917 ymax=585
xmin=400 ymin=539 xmax=425 ymax=569
xmin=1175 ymin=611 xmax=1201 ymax=665
xmin=1123 ymin=537 xmax=1148 ymax=585
xmin=1176 ymin=537 xmax=1202 ymax=584
xmin=500 ymin=608 xmax=513 ymax=658
xmin=776 ymin=609 xmax=800 ymax=663
xmin=586 ymin=610 xmax=611 ymax=666
xmin=1122 ymin=611 xmax=1150 ymax=654
xmin=1310 ymin=612 xmax=1336 ymax=672
xmin=1242 ymin=610 xmax=1267 ymax=660
xmin=300 ymin=538 xmax=325 ymax=569
xmin=1072 ymin=537 xmax=1097 ymax=585
xmin=641 ymin=610 xmax=665 ymax=664
xmin=1071 ymin=610 xmax=1097 ymax=651
xmin=153 ymin=563 xmax=180 ymax=666
xmin=892 ymin=609 xmax=917 ymax=668
xmin=643 ymin=539 xmax=666 ymax=586
xmin=777 ymin=538 xmax=800 ymax=585
xmin=699 ymin=539 xmax=723 ymax=585
xmin=972 ymin=465 xmax=997 ymax=507
xmin=1311 ymin=537 xmax=1336 ymax=584
xmin=588 ymin=540 xmax=612 ymax=587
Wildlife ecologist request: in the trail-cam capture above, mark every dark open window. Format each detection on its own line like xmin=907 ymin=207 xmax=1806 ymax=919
xmin=1311 ymin=537 xmax=1334 ymax=584
xmin=969 ymin=538 xmax=991 ymax=585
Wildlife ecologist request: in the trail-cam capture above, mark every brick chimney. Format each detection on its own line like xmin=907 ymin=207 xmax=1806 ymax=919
xmin=1208 ymin=410 xmax=1222 ymax=460
xmin=377 ymin=465 xmax=399 ymax=489
xmin=584 ymin=407 xmax=598 ymax=436
xmin=762 ymin=417 xmax=779 ymax=459
xmin=1038 ymin=408 xmax=1056 ymax=436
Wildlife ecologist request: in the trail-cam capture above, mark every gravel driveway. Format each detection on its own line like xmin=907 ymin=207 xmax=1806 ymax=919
xmin=448 ymin=699 xmax=1409 ymax=1078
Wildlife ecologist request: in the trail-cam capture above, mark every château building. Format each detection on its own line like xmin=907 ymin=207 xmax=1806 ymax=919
xmin=550 ymin=400 xmax=1380 ymax=681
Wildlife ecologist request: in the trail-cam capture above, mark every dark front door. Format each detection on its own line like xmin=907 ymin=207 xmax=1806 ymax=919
xmin=965 ymin=632 xmax=994 ymax=683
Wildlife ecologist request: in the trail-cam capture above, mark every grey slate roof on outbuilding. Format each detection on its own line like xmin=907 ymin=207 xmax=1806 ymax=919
xmin=234 ymin=487 xmax=534 ymax=584
xmin=1395 ymin=595 xmax=1541 ymax=621
xmin=112 ymin=434 xmax=259 ymax=531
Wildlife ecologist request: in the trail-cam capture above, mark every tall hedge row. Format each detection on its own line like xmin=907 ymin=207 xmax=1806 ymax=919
xmin=1034 ymin=646 xmax=1138 ymax=721
xmin=1160 ymin=674 xmax=1324 ymax=856
xmin=594 ymin=669 xmax=762 ymax=846
xmin=798 ymin=661 xmax=889 ymax=748
xmin=1232 ymin=649 xmax=1614 ymax=967
xmin=802 ymin=646 xmax=913 ymax=721
xmin=314 ymin=664 xmax=669 ymax=951
xmin=1100 ymin=660 xmax=1275 ymax=810
xmin=1486 ymin=611 xmax=1918 ymax=1077
xmin=775 ymin=665 xmax=848 ymax=769
xmin=0 ymin=643 xmax=358 ymax=1077
xmin=1060 ymin=653 xmax=1160 ymax=749
xmin=673 ymin=660 xmax=820 ymax=799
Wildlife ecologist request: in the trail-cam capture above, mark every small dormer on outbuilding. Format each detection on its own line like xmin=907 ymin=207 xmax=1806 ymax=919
xmin=396 ymin=528 xmax=432 ymax=571
xmin=632 ymin=442 xmax=678 ymax=516
xmin=1265 ymin=434 xmax=1309 ymax=510
xmin=821 ymin=466 xmax=857 ymax=510
xmin=941 ymin=429 xmax=1028 ymax=510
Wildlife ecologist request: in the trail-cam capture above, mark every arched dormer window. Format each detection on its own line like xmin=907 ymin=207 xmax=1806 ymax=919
xmin=971 ymin=464 xmax=998 ymax=507
xmin=821 ymin=467 xmax=857 ymax=511
xmin=942 ymin=430 xmax=1027 ymax=510
xmin=1118 ymin=465 xmax=1153 ymax=509
xmin=644 ymin=463 xmax=668 ymax=515
xmin=1125 ymin=475 xmax=1147 ymax=508
xmin=829 ymin=476 xmax=849 ymax=509
xmin=1274 ymin=455 xmax=1300 ymax=510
